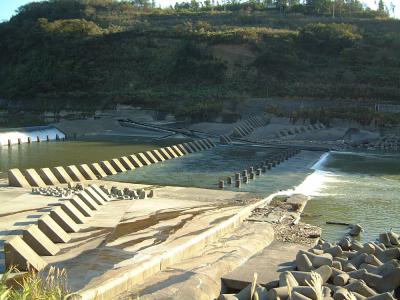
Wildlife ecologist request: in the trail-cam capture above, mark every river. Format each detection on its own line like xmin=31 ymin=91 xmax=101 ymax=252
xmin=302 ymin=151 xmax=400 ymax=242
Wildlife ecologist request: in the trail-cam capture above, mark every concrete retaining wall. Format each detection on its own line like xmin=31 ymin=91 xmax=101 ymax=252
xmin=8 ymin=139 xmax=216 ymax=188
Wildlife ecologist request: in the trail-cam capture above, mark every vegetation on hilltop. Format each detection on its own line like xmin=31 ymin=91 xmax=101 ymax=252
xmin=0 ymin=0 xmax=399 ymax=121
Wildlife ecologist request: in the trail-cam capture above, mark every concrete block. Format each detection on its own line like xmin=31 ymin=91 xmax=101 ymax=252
xmin=100 ymin=161 xmax=118 ymax=175
xmin=206 ymin=138 xmax=216 ymax=147
xmin=8 ymin=169 xmax=31 ymax=188
xmin=66 ymin=165 xmax=86 ymax=182
xmin=85 ymin=187 xmax=106 ymax=205
xmin=89 ymin=163 xmax=107 ymax=178
xmin=182 ymin=142 xmax=196 ymax=153
xmin=119 ymin=156 xmax=135 ymax=170
xmin=23 ymin=225 xmax=60 ymax=256
xmin=52 ymin=166 xmax=74 ymax=184
xmin=89 ymin=184 xmax=111 ymax=202
xmin=77 ymin=191 xmax=100 ymax=210
xmin=70 ymin=196 xmax=95 ymax=217
xmin=78 ymin=164 xmax=98 ymax=180
xmin=50 ymin=207 xmax=80 ymax=233
xmin=61 ymin=201 xmax=87 ymax=224
xmin=151 ymin=149 xmax=165 ymax=161
xmin=197 ymin=140 xmax=210 ymax=150
xmin=172 ymin=145 xmax=184 ymax=156
xmin=176 ymin=144 xmax=189 ymax=154
xmin=23 ymin=169 xmax=47 ymax=187
xmin=201 ymin=139 xmax=213 ymax=148
xmin=145 ymin=151 xmax=159 ymax=163
xmin=158 ymin=148 xmax=172 ymax=160
xmin=193 ymin=140 xmax=206 ymax=151
xmin=38 ymin=215 xmax=71 ymax=243
xmin=4 ymin=236 xmax=48 ymax=272
xmin=128 ymin=155 xmax=144 ymax=168
xmin=37 ymin=168 xmax=60 ymax=186
xmin=165 ymin=147 xmax=179 ymax=158
xmin=137 ymin=153 xmax=152 ymax=165
xmin=110 ymin=158 xmax=127 ymax=173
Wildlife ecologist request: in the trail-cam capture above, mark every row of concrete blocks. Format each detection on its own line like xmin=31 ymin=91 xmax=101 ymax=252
xmin=220 ymin=135 xmax=233 ymax=145
xmin=8 ymin=138 xmax=216 ymax=188
xmin=278 ymin=123 xmax=325 ymax=138
xmin=231 ymin=116 xmax=269 ymax=138
xmin=3 ymin=134 xmax=64 ymax=147
xmin=219 ymin=149 xmax=301 ymax=188
xmin=3 ymin=184 xmax=112 ymax=272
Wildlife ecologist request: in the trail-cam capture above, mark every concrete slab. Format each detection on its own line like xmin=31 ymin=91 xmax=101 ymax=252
xmin=50 ymin=207 xmax=80 ymax=233
xmin=128 ymin=155 xmax=144 ymax=168
xmin=4 ymin=236 xmax=48 ymax=271
xmin=158 ymin=148 xmax=172 ymax=160
xmin=171 ymin=145 xmax=184 ymax=156
xmin=70 ymin=197 xmax=95 ymax=217
xmin=89 ymin=184 xmax=111 ymax=202
xmin=145 ymin=151 xmax=159 ymax=163
xmin=66 ymin=165 xmax=87 ymax=182
xmin=100 ymin=161 xmax=118 ymax=175
xmin=110 ymin=159 xmax=127 ymax=173
xmin=222 ymin=241 xmax=308 ymax=290
xmin=23 ymin=225 xmax=60 ymax=256
xmin=77 ymin=191 xmax=101 ymax=211
xmin=85 ymin=187 xmax=106 ymax=206
xmin=78 ymin=164 xmax=98 ymax=180
xmin=119 ymin=157 xmax=135 ymax=170
xmin=8 ymin=169 xmax=31 ymax=188
xmin=89 ymin=163 xmax=108 ymax=178
xmin=38 ymin=168 xmax=61 ymax=186
xmin=37 ymin=214 xmax=71 ymax=244
xmin=137 ymin=153 xmax=152 ymax=166
xmin=61 ymin=200 xmax=87 ymax=224
xmin=151 ymin=149 xmax=165 ymax=162
xmin=23 ymin=169 xmax=47 ymax=187
xmin=52 ymin=166 xmax=74 ymax=184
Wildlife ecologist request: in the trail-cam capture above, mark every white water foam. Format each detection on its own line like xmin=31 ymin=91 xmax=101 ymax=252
xmin=0 ymin=126 xmax=65 ymax=146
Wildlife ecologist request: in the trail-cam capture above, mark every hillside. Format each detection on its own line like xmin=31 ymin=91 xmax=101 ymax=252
xmin=0 ymin=0 xmax=399 ymax=120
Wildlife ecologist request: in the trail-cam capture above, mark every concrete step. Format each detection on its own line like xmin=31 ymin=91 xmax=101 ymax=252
xmin=221 ymin=241 xmax=308 ymax=291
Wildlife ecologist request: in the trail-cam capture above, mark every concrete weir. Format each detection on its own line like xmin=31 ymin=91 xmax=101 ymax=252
xmin=137 ymin=153 xmax=152 ymax=165
xmin=61 ymin=201 xmax=87 ymax=224
xmin=8 ymin=169 xmax=31 ymax=188
xmin=7 ymin=140 xmax=216 ymax=188
xmin=89 ymin=163 xmax=108 ymax=178
xmin=50 ymin=207 xmax=80 ymax=233
xmin=38 ymin=215 xmax=71 ymax=243
xmin=52 ymin=166 xmax=74 ymax=184
xmin=70 ymin=197 xmax=95 ymax=217
xmin=151 ymin=149 xmax=165 ymax=161
xmin=77 ymin=191 xmax=101 ymax=211
xmin=22 ymin=225 xmax=60 ymax=256
xmin=24 ymin=169 xmax=47 ymax=187
xmin=38 ymin=167 xmax=61 ymax=185
xmin=78 ymin=164 xmax=98 ymax=180
xmin=129 ymin=155 xmax=144 ymax=168
xmin=110 ymin=159 xmax=127 ymax=173
xmin=85 ymin=187 xmax=106 ymax=205
xmin=119 ymin=156 xmax=135 ymax=170
xmin=4 ymin=236 xmax=48 ymax=271
xmin=100 ymin=161 xmax=118 ymax=175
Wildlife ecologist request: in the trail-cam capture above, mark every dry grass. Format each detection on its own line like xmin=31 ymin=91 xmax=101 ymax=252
xmin=0 ymin=266 xmax=70 ymax=300
xmin=306 ymin=271 xmax=323 ymax=300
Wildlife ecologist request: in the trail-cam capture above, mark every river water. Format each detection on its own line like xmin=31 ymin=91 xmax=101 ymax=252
xmin=302 ymin=151 xmax=400 ymax=243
